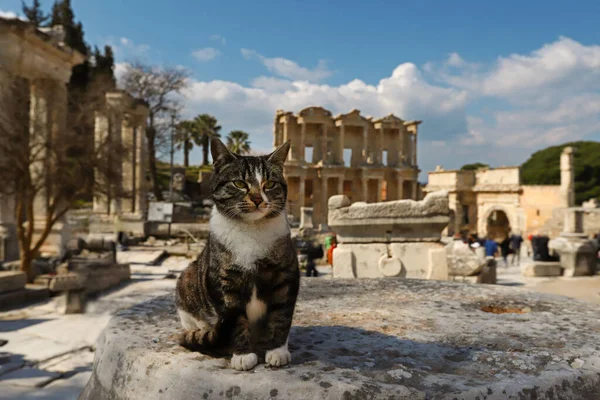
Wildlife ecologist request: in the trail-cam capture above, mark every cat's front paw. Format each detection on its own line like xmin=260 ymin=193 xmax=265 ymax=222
xmin=266 ymin=345 xmax=291 ymax=367
xmin=231 ymin=353 xmax=259 ymax=371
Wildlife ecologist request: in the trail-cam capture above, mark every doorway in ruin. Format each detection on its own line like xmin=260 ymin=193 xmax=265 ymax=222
xmin=486 ymin=209 xmax=511 ymax=241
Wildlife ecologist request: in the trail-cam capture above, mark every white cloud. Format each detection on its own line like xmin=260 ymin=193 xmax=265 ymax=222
xmin=111 ymin=37 xmax=600 ymax=175
xmin=209 ymin=34 xmax=226 ymax=45
xmin=192 ymin=47 xmax=221 ymax=62
xmin=0 ymin=10 xmax=19 ymax=19
xmin=241 ymin=48 xmax=334 ymax=82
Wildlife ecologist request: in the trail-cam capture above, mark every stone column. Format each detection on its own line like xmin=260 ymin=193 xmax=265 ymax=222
xmin=109 ymin=110 xmax=124 ymax=214
xmin=29 ymin=79 xmax=51 ymax=217
xmin=121 ymin=115 xmax=135 ymax=213
xmin=321 ymin=124 xmax=329 ymax=164
xmin=321 ymin=176 xmax=328 ymax=216
xmin=338 ymin=124 xmax=345 ymax=165
xmin=379 ymin=126 xmax=384 ymax=165
xmin=376 ymin=179 xmax=383 ymax=202
xmin=362 ymin=126 xmax=368 ymax=164
xmin=412 ymin=180 xmax=418 ymax=200
xmin=135 ymin=123 xmax=148 ymax=215
xmin=337 ymin=177 xmax=344 ymax=195
xmin=299 ymin=122 xmax=306 ymax=163
xmin=560 ymin=147 xmax=574 ymax=208
xmin=298 ymin=176 xmax=305 ymax=208
xmin=93 ymin=111 xmax=110 ymax=214
xmin=412 ymin=132 xmax=418 ymax=167
xmin=361 ymin=179 xmax=368 ymax=202
xmin=397 ymin=177 xmax=404 ymax=200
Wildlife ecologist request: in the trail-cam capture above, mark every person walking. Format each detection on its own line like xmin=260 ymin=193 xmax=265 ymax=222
xmin=304 ymin=240 xmax=324 ymax=277
xmin=510 ymin=232 xmax=524 ymax=265
xmin=484 ymin=236 xmax=499 ymax=259
xmin=500 ymin=236 xmax=510 ymax=266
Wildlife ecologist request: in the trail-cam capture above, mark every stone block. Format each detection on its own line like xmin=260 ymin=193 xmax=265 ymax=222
xmin=80 ymin=279 xmax=600 ymax=400
xmin=328 ymin=191 xmax=450 ymax=243
xmin=445 ymin=240 xmax=486 ymax=276
xmin=299 ymin=207 xmax=314 ymax=230
xmin=332 ymin=248 xmax=356 ymax=278
xmin=521 ymin=261 xmax=563 ymax=277
xmin=390 ymin=242 xmax=444 ymax=279
xmin=0 ymin=271 xmax=26 ymax=293
xmin=479 ymin=258 xmax=497 ymax=284
xmin=549 ymin=236 xmax=597 ymax=277
xmin=0 ymin=285 xmax=50 ymax=310
xmin=427 ymin=248 xmax=449 ymax=281
xmin=333 ymin=243 xmax=387 ymax=278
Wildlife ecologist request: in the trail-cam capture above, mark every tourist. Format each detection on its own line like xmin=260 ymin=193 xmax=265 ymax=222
xmin=484 ymin=236 xmax=499 ymax=258
xmin=327 ymin=236 xmax=337 ymax=266
xmin=304 ymin=240 xmax=324 ymax=277
xmin=500 ymin=236 xmax=511 ymax=266
xmin=114 ymin=213 xmax=125 ymax=251
xmin=510 ymin=232 xmax=524 ymax=265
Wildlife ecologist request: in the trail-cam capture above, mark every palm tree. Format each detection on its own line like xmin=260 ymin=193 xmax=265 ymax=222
xmin=195 ymin=114 xmax=221 ymax=165
xmin=174 ymin=120 xmax=201 ymax=168
xmin=227 ymin=130 xmax=252 ymax=155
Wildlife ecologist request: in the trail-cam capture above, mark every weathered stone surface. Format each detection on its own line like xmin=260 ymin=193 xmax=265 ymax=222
xmin=299 ymin=207 xmax=314 ymax=231
xmin=81 ymin=279 xmax=600 ymax=400
xmin=331 ymin=248 xmax=355 ymax=278
xmin=426 ymin=248 xmax=448 ymax=280
xmin=328 ymin=191 xmax=450 ymax=243
xmin=479 ymin=258 xmax=497 ymax=284
xmin=445 ymin=240 xmax=486 ymax=276
xmin=521 ymin=261 xmax=563 ymax=277
xmin=333 ymin=242 xmax=445 ymax=279
xmin=549 ymin=236 xmax=597 ymax=277
xmin=0 ymin=271 xmax=26 ymax=293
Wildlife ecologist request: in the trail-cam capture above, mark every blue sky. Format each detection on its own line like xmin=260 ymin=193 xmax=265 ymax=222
xmin=3 ymin=0 xmax=600 ymax=178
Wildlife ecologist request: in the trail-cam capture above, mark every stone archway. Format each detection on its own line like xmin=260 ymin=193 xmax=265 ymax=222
xmin=485 ymin=208 xmax=511 ymax=241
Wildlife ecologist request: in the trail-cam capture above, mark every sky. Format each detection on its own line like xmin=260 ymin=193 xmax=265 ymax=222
xmin=2 ymin=0 xmax=600 ymax=179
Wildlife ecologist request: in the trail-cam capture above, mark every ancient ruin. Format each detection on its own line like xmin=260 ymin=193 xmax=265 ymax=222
xmin=328 ymin=191 xmax=450 ymax=279
xmin=0 ymin=17 xmax=85 ymax=259
xmin=90 ymin=90 xmax=150 ymax=235
xmin=273 ymin=107 xmax=421 ymax=227
xmin=424 ymin=146 xmax=588 ymax=239
xmin=548 ymin=209 xmax=598 ymax=277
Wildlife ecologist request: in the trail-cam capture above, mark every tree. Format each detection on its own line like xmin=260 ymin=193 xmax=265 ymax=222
xmin=120 ymin=62 xmax=189 ymax=200
xmin=461 ymin=162 xmax=489 ymax=171
xmin=226 ymin=130 xmax=251 ymax=155
xmin=21 ymin=0 xmax=49 ymax=26
xmin=175 ymin=120 xmax=202 ymax=168
xmin=0 ymin=75 xmax=122 ymax=282
xmin=521 ymin=141 xmax=600 ymax=205
xmin=196 ymin=114 xmax=221 ymax=165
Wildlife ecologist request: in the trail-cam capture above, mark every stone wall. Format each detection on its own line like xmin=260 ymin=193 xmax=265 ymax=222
xmin=520 ymin=185 xmax=563 ymax=237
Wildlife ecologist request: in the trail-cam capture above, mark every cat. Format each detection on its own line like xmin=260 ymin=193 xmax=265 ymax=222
xmin=176 ymin=137 xmax=300 ymax=371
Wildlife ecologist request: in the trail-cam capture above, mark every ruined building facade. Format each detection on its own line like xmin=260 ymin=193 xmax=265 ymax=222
xmin=273 ymin=107 xmax=421 ymax=226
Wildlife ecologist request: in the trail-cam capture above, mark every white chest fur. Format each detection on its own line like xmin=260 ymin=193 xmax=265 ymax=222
xmin=210 ymin=208 xmax=290 ymax=267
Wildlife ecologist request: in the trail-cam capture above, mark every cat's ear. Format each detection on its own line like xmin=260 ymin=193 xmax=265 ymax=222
xmin=267 ymin=140 xmax=290 ymax=166
xmin=211 ymin=137 xmax=236 ymax=167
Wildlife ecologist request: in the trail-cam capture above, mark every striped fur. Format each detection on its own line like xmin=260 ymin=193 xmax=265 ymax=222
xmin=176 ymin=138 xmax=300 ymax=371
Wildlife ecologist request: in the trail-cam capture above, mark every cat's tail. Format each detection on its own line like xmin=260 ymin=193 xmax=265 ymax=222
xmin=178 ymin=327 xmax=231 ymax=357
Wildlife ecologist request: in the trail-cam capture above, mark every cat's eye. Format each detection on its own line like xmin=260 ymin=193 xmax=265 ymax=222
xmin=264 ymin=180 xmax=276 ymax=190
xmin=232 ymin=180 xmax=247 ymax=189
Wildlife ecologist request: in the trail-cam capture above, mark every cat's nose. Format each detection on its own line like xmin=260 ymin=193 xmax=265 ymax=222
xmin=250 ymin=195 xmax=263 ymax=207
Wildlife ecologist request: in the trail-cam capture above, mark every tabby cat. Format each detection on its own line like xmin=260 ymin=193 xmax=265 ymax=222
xmin=176 ymin=137 xmax=300 ymax=371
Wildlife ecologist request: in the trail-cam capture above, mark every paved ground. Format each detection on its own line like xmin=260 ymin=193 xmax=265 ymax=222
xmin=0 ymin=251 xmax=598 ymax=399
xmin=0 ymin=253 xmax=189 ymax=400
